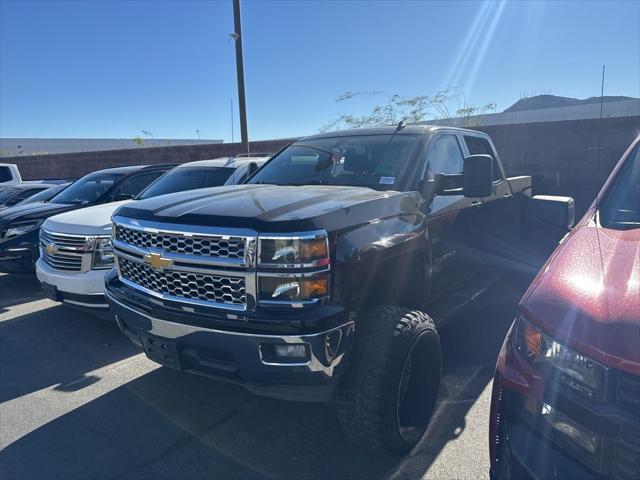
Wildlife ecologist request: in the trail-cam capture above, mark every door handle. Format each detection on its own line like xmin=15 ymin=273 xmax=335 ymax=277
xmin=470 ymin=200 xmax=482 ymax=207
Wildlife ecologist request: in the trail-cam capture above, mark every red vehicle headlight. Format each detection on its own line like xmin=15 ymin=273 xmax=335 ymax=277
xmin=514 ymin=317 xmax=608 ymax=401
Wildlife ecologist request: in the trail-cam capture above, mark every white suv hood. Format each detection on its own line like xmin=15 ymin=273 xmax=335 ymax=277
xmin=43 ymin=200 xmax=132 ymax=236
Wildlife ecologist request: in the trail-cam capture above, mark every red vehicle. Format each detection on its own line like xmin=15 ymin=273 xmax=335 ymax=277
xmin=489 ymin=136 xmax=640 ymax=480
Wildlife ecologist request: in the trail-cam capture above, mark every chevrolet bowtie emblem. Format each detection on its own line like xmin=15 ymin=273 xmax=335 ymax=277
xmin=45 ymin=243 xmax=57 ymax=255
xmin=143 ymin=252 xmax=173 ymax=271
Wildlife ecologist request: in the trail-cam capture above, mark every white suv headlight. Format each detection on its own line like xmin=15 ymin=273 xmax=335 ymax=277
xmin=92 ymin=237 xmax=114 ymax=269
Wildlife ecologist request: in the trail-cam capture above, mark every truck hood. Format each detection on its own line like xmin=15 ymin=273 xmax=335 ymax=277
xmin=0 ymin=201 xmax=79 ymax=225
xmin=521 ymin=221 xmax=640 ymax=375
xmin=43 ymin=200 xmax=132 ymax=236
xmin=114 ymin=184 xmax=421 ymax=233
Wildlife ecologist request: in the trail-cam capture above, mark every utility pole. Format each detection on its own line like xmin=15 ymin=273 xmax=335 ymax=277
xmin=232 ymin=0 xmax=249 ymax=152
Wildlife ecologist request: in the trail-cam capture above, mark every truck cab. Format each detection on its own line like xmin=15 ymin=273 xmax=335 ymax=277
xmin=105 ymin=125 xmax=571 ymax=453
xmin=0 ymin=163 xmax=22 ymax=186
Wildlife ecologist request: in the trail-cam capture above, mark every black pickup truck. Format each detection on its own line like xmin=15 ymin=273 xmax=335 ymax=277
xmin=105 ymin=125 xmax=574 ymax=453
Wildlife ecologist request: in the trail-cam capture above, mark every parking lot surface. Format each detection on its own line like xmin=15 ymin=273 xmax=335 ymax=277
xmin=0 ymin=272 xmax=529 ymax=480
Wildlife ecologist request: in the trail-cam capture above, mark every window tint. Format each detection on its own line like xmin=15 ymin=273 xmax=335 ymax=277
xmin=114 ymin=171 xmax=164 ymax=198
xmin=137 ymin=167 xmax=235 ymax=199
xmin=51 ymin=172 xmax=123 ymax=205
xmin=599 ymin=144 xmax=640 ymax=229
xmin=16 ymin=184 xmax=68 ymax=205
xmin=14 ymin=188 xmax=45 ymax=201
xmin=0 ymin=187 xmax=19 ymax=203
xmin=426 ymin=135 xmax=464 ymax=176
xmin=0 ymin=167 xmax=12 ymax=183
xmin=225 ymin=164 xmax=248 ymax=185
xmin=464 ymin=135 xmax=503 ymax=181
xmin=248 ymin=134 xmax=422 ymax=190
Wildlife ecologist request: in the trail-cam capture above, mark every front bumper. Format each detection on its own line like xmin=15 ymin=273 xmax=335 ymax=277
xmin=490 ymin=323 xmax=640 ymax=480
xmin=36 ymin=258 xmax=109 ymax=309
xmin=106 ymin=275 xmax=354 ymax=402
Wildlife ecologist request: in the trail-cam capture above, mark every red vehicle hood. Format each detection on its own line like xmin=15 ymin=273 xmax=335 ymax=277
xmin=521 ymin=218 xmax=640 ymax=375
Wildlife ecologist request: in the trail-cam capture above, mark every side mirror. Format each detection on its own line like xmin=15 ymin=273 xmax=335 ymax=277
xmin=462 ymin=154 xmax=493 ymax=198
xmin=418 ymin=175 xmax=444 ymax=199
xmin=114 ymin=193 xmax=134 ymax=201
xmin=530 ymin=195 xmax=575 ymax=229
xmin=246 ymin=162 xmax=258 ymax=179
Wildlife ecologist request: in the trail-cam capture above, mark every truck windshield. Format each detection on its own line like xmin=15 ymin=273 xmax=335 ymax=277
xmin=247 ymin=134 xmax=422 ymax=190
xmin=136 ymin=167 xmax=235 ymax=199
xmin=599 ymin=143 xmax=640 ymax=230
xmin=50 ymin=172 xmax=123 ymax=205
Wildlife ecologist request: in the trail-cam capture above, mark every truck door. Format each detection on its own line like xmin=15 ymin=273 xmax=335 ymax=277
xmin=423 ymin=133 xmax=476 ymax=301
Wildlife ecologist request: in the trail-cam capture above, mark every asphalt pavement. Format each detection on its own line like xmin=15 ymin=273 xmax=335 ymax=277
xmin=0 ymin=271 xmax=530 ymax=480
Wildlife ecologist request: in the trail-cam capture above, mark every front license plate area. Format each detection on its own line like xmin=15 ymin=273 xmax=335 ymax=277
xmin=141 ymin=335 xmax=181 ymax=370
xmin=42 ymin=283 xmax=59 ymax=301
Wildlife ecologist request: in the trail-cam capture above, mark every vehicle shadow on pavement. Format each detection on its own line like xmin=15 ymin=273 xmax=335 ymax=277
xmin=0 ymin=273 xmax=44 ymax=312
xmin=0 ymin=275 xmax=529 ymax=480
xmin=391 ymin=274 xmax=530 ymax=479
xmin=0 ymin=301 xmax=140 ymax=403
xmin=0 ymin=366 xmax=399 ymax=480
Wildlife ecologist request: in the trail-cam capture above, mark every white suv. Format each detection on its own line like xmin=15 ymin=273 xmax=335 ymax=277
xmin=36 ymin=156 xmax=269 ymax=312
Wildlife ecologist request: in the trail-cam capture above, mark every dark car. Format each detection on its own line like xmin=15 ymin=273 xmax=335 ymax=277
xmin=105 ymin=125 xmax=572 ymax=453
xmin=0 ymin=183 xmax=58 ymax=211
xmin=0 ymin=164 xmax=173 ymax=273
xmin=12 ymin=182 xmax=72 ymax=208
xmin=489 ymin=136 xmax=640 ymax=480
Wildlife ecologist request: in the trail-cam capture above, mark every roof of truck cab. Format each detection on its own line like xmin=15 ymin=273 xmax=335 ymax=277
xmin=174 ymin=157 xmax=270 ymax=168
xmin=94 ymin=165 xmax=148 ymax=175
xmin=299 ymin=124 xmax=488 ymax=140
xmin=3 ymin=183 xmax=57 ymax=191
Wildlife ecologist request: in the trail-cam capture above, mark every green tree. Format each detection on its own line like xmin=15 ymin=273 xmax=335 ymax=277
xmin=321 ymin=88 xmax=496 ymax=131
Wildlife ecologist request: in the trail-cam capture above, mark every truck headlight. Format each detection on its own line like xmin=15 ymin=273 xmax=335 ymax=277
xmin=515 ymin=317 xmax=607 ymax=401
xmin=258 ymin=231 xmax=329 ymax=266
xmin=258 ymin=272 xmax=329 ymax=304
xmin=4 ymin=221 xmax=41 ymax=239
xmin=92 ymin=237 xmax=114 ymax=269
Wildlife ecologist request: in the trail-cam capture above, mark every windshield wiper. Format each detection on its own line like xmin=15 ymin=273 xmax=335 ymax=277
xmin=278 ymin=180 xmax=328 ymax=186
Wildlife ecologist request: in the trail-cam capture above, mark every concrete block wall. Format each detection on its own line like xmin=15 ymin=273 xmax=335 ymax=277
xmin=7 ymin=138 xmax=295 ymax=181
xmin=477 ymin=115 xmax=640 ymax=215
xmin=4 ymin=115 xmax=639 ymax=217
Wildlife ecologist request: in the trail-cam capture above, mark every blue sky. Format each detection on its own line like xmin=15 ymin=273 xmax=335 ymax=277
xmin=1 ymin=0 xmax=638 ymax=142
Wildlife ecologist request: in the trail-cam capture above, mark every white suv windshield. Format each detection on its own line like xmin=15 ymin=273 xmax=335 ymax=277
xmin=51 ymin=173 xmax=123 ymax=205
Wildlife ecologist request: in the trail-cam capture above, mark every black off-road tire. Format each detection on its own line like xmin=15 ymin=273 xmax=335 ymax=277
xmin=336 ymin=305 xmax=441 ymax=454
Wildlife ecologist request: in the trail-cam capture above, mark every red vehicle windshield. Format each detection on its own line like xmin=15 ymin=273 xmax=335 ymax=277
xmin=599 ymin=142 xmax=640 ymax=230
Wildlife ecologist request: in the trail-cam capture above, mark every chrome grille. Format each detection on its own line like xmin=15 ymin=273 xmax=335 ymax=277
xmin=117 ymin=257 xmax=246 ymax=306
xmin=42 ymin=250 xmax=83 ymax=271
xmin=40 ymin=229 xmax=88 ymax=249
xmin=114 ymin=225 xmax=245 ymax=259
xmin=40 ymin=229 xmax=90 ymax=272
